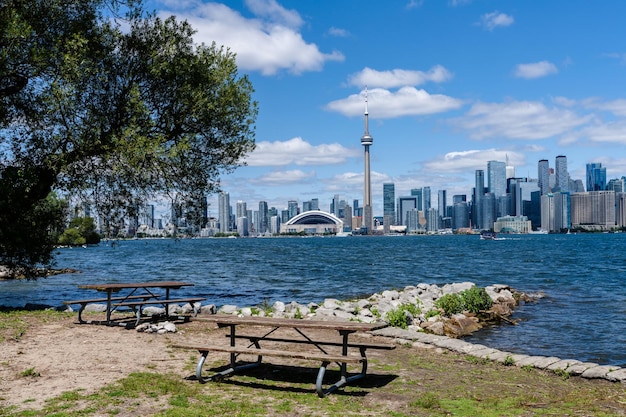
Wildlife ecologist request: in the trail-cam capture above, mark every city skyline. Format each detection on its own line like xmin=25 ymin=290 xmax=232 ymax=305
xmin=146 ymin=1 xmax=626 ymax=217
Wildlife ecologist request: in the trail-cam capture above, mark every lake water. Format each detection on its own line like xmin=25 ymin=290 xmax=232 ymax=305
xmin=1 ymin=234 xmax=625 ymax=367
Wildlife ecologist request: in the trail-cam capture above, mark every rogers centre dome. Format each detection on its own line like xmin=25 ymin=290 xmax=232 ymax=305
xmin=279 ymin=210 xmax=344 ymax=235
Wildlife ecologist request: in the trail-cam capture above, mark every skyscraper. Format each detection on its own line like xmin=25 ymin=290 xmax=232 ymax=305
xmin=438 ymin=189 xmax=447 ymax=228
xmin=410 ymin=188 xmax=423 ymax=211
xmin=586 ymin=163 xmax=606 ymax=191
xmin=361 ymin=92 xmax=373 ymax=233
xmin=423 ymin=186 xmax=431 ymax=210
xmin=218 ymin=192 xmax=230 ymax=233
xmin=383 ymin=183 xmax=395 ymax=225
xmin=487 ymin=160 xmax=507 ymax=197
xmin=538 ymin=159 xmax=550 ymax=195
xmin=555 ymin=155 xmax=569 ymax=192
xmin=258 ymin=200 xmax=268 ymax=234
xmin=473 ymin=169 xmax=485 ymax=229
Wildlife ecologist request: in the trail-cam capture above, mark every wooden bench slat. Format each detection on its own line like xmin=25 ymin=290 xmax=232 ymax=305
xmin=172 ymin=344 xmax=365 ymax=364
xmin=230 ymin=334 xmax=396 ymax=350
xmin=113 ymin=297 xmax=205 ymax=307
xmin=63 ymin=295 xmax=159 ymax=305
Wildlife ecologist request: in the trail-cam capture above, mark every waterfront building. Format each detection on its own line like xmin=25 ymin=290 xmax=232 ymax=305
xmin=361 ymin=93 xmax=374 ymax=234
xmin=406 ymin=208 xmax=420 ymax=232
xmin=452 ymin=201 xmax=470 ymax=230
xmin=553 ymin=192 xmax=571 ymax=231
xmin=343 ymin=204 xmax=353 ymax=232
xmin=269 ymin=215 xmax=280 ymax=234
xmin=616 ymin=192 xmax=626 ymax=227
xmin=383 ymin=183 xmax=396 ymax=226
xmin=555 ymin=155 xmax=569 ymax=192
xmin=237 ymin=216 xmax=249 ymax=236
xmin=487 ymin=160 xmax=507 ymax=197
xmin=280 ymin=210 xmax=343 ymax=235
xmin=607 ymin=178 xmax=624 ymax=193
xmin=287 ymin=200 xmax=299 ymax=220
xmin=281 ymin=209 xmax=289 ymax=224
xmin=258 ymin=200 xmax=268 ymax=234
xmin=397 ymin=196 xmax=418 ymax=227
xmin=586 ymin=163 xmax=606 ymax=191
xmin=236 ymin=200 xmax=247 ymax=220
xmin=538 ymin=159 xmax=550 ymax=195
xmin=494 ymin=215 xmax=532 ymax=233
xmin=411 ymin=188 xmax=424 ymax=211
xmin=473 ymin=169 xmax=485 ymax=229
xmin=481 ymin=192 xmax=496 ymax=230
xmin=438 ymin=189 xmax=447 ymax=229
xmin=540 ymin=193 xmax=555 ymax=232
xmin=426 ymin=208 xmax=438 ymax=233
xmin=218 ymin=192 xmax=230 ymax=233
xmin=571 ymin=191 xmax=615 ymax=230
xmin=423 ymin=186 xmax=431 ymax=211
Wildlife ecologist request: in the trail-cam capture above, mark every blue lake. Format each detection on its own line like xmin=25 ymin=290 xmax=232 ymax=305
xmin=1 ymin=234 xmax=625 ymax=367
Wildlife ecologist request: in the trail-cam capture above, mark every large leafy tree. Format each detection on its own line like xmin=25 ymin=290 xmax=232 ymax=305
xmin=0 ymin=0 xmax=257 ymax=274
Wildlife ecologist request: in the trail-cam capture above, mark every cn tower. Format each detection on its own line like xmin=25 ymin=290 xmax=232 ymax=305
xmin=361 ymin=91 xmax=373 ymax=234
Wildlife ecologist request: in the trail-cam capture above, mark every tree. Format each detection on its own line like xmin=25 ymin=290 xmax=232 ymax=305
xmin=0 ymin=1 xmax=257 ymax=274
xmin=59 ymin=217 xmax=100 ymax=246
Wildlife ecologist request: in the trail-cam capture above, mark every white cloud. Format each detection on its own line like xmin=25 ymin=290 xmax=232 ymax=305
xmin=348 ymin=65 xmax=453 ymax=89
xmin=251 ymin=169 xmax=315 ymax=186
xmin=406 ymin=0 xmax=424 ymax=10
xmin=326 ymin=87 xmax=464 ymax=118
xmin=480 ymin=11 xmax=514 ymax=31
xmin=583 ymin=98 xmax=626 ymax=116
xmin=583 ymin=121 xmax=626 ymax=144
xmin=158 ymin=2 xmax=344 ymax=75
xmin=423 ymin=149 xmax=526 ymax=173
xmin=244 ymin=0 xmax=303 ymax=28
xmin=514 ymin=61 xmax=558 ymax=79
xmin=243 ymin=137 xmax=360 ymax=166
xmin=454 ymin=100 xmax=591 ymax=140
xmin=328 ymin=27 xmax=350 ymax=37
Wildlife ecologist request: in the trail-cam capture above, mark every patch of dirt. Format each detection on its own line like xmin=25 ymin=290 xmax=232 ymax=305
xmin=1 ymin=313 xmax=625 ymax=416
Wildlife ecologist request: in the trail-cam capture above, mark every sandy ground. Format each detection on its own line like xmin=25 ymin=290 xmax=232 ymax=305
xmin=0 ymin=315 xmax=203 ymax=410
xmin=0 ymin=314 xmax=390 ymax=412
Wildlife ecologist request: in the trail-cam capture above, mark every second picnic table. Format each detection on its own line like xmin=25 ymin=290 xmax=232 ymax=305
xmin=174 ymin=315 xmax=395 ymax=397
xmin=64 ymin=281 xmax=205 ymax=327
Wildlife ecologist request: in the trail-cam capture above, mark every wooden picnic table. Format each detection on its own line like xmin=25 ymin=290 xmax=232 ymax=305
xmin=174 ymin=315 xmax=395 ymax=397
xmin=64 ymin=281 xmax=205 ymax=327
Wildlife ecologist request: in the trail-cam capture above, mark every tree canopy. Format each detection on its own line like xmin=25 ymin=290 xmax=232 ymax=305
xmin=0 ymin=0 xmax=257 ymax=274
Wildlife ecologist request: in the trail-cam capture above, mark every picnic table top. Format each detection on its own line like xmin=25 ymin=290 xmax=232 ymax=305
xmin=77 ymin=281 xmax=194 ymax=291
xmin=195 ymin=315 xmax=389 ymax=332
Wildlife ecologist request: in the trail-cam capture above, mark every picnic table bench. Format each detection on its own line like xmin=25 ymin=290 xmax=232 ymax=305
xmin=64 ymin=281 xmax=205 ymax=327
xmin=173 ymin=315 xmax=395 ymax=397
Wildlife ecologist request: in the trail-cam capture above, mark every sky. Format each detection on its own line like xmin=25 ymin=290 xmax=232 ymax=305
xmin=150 ymin=0 xmax=626 ymax=217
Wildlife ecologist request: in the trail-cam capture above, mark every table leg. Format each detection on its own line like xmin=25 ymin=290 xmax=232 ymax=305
xmin=106 ymin=290 xmax=112 ymax=324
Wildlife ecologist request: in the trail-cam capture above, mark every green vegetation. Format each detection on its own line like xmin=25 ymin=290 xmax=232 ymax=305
xmin=1 ymin=311 xmax=625 ymax=417
xmin=0 ymin=0 xmax=257 ymax=274
xmin=58 ymin=217 xmax=100 ymax=246
xmin=386 ymin=303 xmax=422 ymax=329
xmin=434 ymin=287 xmax=494 ymax=317
xmin=434 ymin=293 xmax=464 ymax=316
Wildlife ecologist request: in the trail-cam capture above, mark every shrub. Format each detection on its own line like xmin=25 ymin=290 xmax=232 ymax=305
xmin=434 ymin=293 xmax=463 ymax=316
xmin=385 ymin=303 xmax=422 ymax=329
xmin=460 ymin=287 xmax=493 ymax=314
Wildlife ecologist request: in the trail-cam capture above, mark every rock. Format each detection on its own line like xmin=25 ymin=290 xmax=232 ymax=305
xmin=162 ymin=321 xmax=177 ymax=333
xmin=219 ymin=304 xmax=238 ymax=315
xmin=143 ymin=306 xmax=165 ymax=316
xmin=381 ymin=290 xmax=399 ymax=300
xmin=200 ymin=304 xmax=217 ymax=315
xmin=84 ymin=304 xmax=107 ymax=313
xmin=272 ymin=301 xmax=285 ymax=313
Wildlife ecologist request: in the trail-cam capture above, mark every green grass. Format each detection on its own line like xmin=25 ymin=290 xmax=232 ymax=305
xmin=1 ymin=311 xmax=625 ymax=417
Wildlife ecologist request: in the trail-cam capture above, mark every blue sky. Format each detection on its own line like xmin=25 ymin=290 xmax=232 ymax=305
xmin=151 ymin=0 xmax=626 ymax=217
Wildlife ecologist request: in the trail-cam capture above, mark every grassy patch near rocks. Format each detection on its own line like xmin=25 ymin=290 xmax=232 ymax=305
xmin=1 ymin=311 xmax=625 ymax=417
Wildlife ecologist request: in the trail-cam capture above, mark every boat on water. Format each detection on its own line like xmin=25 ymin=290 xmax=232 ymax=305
xmin=480 ymin=230 xmax=498 ymax=240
